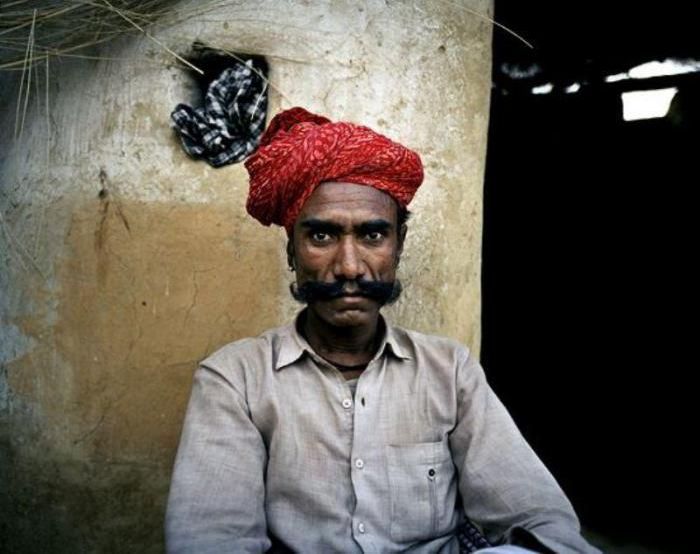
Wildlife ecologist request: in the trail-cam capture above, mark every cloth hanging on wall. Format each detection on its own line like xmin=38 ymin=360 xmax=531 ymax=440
xmin=171 ymin=60 xmax=268 ymax=167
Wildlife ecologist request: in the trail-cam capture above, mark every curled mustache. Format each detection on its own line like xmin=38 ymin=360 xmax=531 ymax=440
xmin=290 ymin=279 xmax=402 ymax=306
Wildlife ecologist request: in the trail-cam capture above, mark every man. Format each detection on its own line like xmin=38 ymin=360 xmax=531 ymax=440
xmin=165 ymin=108 xmax=600 ymax=553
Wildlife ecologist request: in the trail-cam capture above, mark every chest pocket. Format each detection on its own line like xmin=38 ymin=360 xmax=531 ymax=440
xmin=386 ymin=439 xmax=458 ymax=543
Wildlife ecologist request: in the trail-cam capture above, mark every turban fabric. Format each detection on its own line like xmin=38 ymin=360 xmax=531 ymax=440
xmin=244 ymin=107 xmax=424 ymax=232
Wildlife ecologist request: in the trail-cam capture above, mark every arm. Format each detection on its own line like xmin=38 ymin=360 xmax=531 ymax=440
xmin=165 ymin=363 xmax=271 ymax=554
xmin=449 ymin=349 xmax=600 ymax=554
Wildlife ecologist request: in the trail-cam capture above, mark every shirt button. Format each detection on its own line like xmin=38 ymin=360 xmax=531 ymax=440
xmin=342 ymin=398 xmax=353 ymax=409
xmin=355 ymin=458 xmax=365 ymax=469
xmin=358 ymin=522 xmax=366 ymax=534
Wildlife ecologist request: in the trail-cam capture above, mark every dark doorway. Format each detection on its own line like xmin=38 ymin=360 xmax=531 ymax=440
xmin=481 ymin=4 xmax=698 ymax=552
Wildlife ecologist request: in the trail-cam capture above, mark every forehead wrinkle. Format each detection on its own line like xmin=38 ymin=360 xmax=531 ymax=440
xmin=300 ymin=207 xmax=394 ymax=233
xmin=299 ymin=183 xmax=396 ymax=223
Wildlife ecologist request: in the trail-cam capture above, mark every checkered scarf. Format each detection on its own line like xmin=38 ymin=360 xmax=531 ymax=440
xmin=171 ymin=60 xmax=268 ymax=167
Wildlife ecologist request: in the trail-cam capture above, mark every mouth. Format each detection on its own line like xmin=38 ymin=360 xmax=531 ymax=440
xmin=333 ymin=293 xmax=368 ymax=305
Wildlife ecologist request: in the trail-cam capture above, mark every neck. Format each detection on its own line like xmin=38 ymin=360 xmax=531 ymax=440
xmin=302 ymin=309 xmax=382 ymax=366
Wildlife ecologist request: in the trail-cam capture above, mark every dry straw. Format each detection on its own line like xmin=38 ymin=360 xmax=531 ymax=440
xmin=0 ymin=1 xmax=221 ymax=144
xmin=0 ymin=1 xmax=529 ymax=139
xmin=0 ymin=1 xmax=529 ymax=71
xmin=0 ymin=1 xmax=208 ymax=71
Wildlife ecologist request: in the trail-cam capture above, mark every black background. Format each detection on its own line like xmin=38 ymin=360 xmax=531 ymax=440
xmin=481 ymin=3 xmax=698 ymax=552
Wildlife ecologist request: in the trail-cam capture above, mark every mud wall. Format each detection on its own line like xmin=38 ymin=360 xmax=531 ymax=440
xmin=0 ymin=1 xmax=493 ymax=551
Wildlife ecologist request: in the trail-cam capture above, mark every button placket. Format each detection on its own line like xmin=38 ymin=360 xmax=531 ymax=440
xmin=349 ymin=360 xmax=381 ymax=545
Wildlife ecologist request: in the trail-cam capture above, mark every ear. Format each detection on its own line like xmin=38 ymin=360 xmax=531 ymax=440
xmin=395 ymin=223 xmax=408 ymax=266
xmin=286 ymin=239 xmax=296 ymax=271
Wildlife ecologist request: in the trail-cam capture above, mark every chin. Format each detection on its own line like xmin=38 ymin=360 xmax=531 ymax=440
xmin=329 ymin=309 xmax=372 ymax=327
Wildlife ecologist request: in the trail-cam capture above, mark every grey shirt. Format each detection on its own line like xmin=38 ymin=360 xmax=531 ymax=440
xmin=165 ymin=313 xmax=599 ymax=554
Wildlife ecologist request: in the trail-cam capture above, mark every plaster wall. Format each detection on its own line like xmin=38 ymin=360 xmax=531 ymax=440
xmin=0 ymin=1 xmax=493 ymax=551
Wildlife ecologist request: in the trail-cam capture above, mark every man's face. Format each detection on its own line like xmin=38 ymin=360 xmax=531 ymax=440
xmin=291 ymin=182 xmax=404 ymax=328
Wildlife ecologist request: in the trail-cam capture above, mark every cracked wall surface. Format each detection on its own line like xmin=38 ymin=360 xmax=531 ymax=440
xmin=0 ymin=0 xmax=493 ymax=551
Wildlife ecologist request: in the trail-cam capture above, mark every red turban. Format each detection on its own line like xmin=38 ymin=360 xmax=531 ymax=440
xmin=244 ymin=107 xmax=424 ymax=232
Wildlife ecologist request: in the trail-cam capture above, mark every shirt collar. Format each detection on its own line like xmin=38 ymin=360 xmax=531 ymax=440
xmin=274 ymin=309 xmax=411 ymax=371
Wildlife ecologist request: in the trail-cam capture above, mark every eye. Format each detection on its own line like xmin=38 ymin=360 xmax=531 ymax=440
xmin=364 ymin=231 xmax=385 ymax=242
xmin=311 ymin=231 xmax=333 ymax=243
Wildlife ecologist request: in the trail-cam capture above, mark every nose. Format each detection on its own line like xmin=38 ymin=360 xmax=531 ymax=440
xmin=333 ymin=236 xmax=365 ymax=281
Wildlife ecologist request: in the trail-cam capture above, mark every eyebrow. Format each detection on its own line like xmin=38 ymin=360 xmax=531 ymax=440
xmin=299 ymin=219 xmax=343 ymax=234
xmin=299 ymin=218 xmax=394 ymax=235
xmin=356 ymin=220 xmax=393 ymax=234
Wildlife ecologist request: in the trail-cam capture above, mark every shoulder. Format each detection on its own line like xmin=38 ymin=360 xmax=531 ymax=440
xmin=387 ymin=323 xmax=480 ymax=388
xmin=389 ymin=323 xmax=473 ymax=363
xmin=200 ymin=322 xmax=292 ymax=380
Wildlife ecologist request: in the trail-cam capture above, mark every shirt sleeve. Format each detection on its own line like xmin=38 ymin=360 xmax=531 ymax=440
xmin=448 ymin=348 xmax=601 ymax=554
xmin=165 ymin=363 xmax=271 ymax=554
